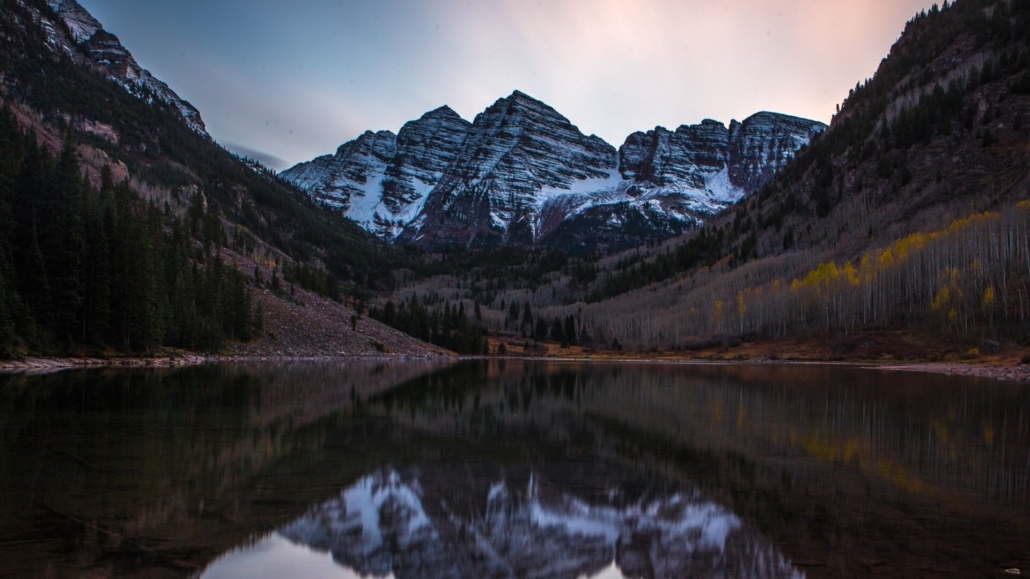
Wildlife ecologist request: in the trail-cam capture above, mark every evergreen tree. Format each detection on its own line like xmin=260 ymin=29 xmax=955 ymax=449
xmin=0 ymin=87 xmax=262 ymax=358
xmin=45 ymin=137 xmax=85 ymax=342
xmin=564 ymin=315 xmax=578 ymax=346
xmin=21 ymin=223 xmax=53 ymax=346
xmin=0 ymin=244 xmax=17 ymax=354
xmin=522 ymin=302 xmax=533 ymax=334
xmin=550 ymin=317 xmax=564 ymax=344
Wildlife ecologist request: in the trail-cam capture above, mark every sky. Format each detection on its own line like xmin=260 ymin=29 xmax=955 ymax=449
xmin=78 ymin=0 xmax=938 ymax=170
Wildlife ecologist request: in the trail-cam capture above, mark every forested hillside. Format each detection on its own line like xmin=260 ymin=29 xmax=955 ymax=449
xmin=3 ymin=0 xmax=1028 ymax=360
xmin=0 ymin=0 xmax=403 ymax=293
xmin=0 ymin=108 xmax=256 ymax=356
xmin=0 ymin=0 xmax=440 ymax=358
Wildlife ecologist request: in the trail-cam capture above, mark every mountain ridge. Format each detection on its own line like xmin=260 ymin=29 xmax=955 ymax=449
xmin=44 ymin=0 xmax=209 ymax=136
xmin=284 ymin=91 xmax=825 ymax=252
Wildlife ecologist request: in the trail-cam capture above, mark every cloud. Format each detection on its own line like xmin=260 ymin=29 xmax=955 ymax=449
xmin=84 ymin=0 xmax=936 ymax=166
xmin=222 ymin=143 xmax=288 ymax=171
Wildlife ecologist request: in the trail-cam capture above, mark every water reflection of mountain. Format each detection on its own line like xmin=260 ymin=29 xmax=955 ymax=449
xmin=4 ymin=361 xmax=1029 ymax=577
xmin=212 ymin=468 xmax=802 ymax=579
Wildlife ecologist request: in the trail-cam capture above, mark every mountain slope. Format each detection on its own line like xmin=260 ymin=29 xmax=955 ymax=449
xmin=546 ymin=112 xmax=825 ymax=254
xmin=0 ymin=0 xmax=439 ymax=357
xmin=400 ymin=90 xmax=620 ymax=249
xmin=45 ymin=0 xmax=208 ymax=136
xmin=2 ymin=0 xmax=401 ymax=287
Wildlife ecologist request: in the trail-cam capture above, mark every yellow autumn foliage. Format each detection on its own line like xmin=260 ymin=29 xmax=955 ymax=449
xmin=931 ymin=287 xmax=951 ymax=311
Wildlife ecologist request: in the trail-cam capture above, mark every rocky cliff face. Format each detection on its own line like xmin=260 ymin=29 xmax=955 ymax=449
xmin=282 ymin=129 xmax=397 ymax=214
xmin=286 ymin=93 xmax=825 ymax=252
xmin=399 ymin=91 xmax=620 ymax=248
xmin=543 ymin=112 xmax=826 ymax=253
xmin=728 ymin=112 xmax=827 ymax=192
xmin=281 ymin=107 xmax=471 ymax=238
xmin=44 ymin=0 xmax=208 ymax=136
xmin=617 ymin=113 xmax=825 ymax=205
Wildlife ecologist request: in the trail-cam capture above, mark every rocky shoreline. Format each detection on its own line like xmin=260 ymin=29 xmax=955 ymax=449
xmin=872 ymin=362 xmax=1030 ymax=382
xmin=2 ymin=354 xmax=1029 ymax=383
xmin=0 ymin=353 xmax=449 ymax=375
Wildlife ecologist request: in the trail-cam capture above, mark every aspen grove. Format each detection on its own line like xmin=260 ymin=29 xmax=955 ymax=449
xmin=586 ymin=203 xmax=1030 ymax=346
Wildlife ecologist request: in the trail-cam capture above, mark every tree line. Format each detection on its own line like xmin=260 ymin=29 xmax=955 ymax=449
xmin=0 ymin=107 xmax=258 ymax=357
xmin=369 ymin=296 xmax=490 ymax=355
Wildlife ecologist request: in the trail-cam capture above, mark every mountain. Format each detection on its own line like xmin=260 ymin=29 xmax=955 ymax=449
xmin=287 ymin=91 xmax=824 ymax=252
xmin=362 ymin=0 xmax=1030 ymax=357
xmin=545 ymin=112 xmax=825 ymax=254
xmin=399 ymin=90 xmax=622 ymax=249
xmin=45 ymin=0 xmax=208 ymax=136
xmin=281 ymin=106 xmax=471 ymax=238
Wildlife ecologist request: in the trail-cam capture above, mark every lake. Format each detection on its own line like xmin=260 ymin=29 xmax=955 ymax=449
xmin=0 ymin=361 xmax=1027 ymax=578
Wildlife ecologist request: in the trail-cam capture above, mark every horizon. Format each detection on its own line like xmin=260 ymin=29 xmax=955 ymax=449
xmin=77 ymin=0 xmax=937 ymax=170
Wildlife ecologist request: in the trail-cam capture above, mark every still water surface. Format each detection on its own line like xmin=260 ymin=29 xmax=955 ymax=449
xmin=0 ymin=361 xmax=1028 ymax=578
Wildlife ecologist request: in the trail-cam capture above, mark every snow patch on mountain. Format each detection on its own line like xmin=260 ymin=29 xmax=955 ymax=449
xmin=46 ymin=0 xmax=100 ymax=42
xmin=286 ymin=91 xmax=825 ymax=250
xmin=537 ymin=167 xmax=625 ymax=206
xmin=282 ymin=107 xmax=471 ymax=240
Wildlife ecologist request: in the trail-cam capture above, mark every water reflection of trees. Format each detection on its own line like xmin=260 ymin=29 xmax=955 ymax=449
xmin=2 ymin=361 xmax=1028 ymax=577
xmin=367 ymin=361 xmax=1030 ymax=576
xmin=0 ymin=360 xmax=451 ymax=577
xmin=374 ymin=361 xmax=1030 ymax=513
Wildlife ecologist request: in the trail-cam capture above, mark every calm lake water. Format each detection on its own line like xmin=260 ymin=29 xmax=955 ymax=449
xmin=0 ymin=361 xmax=1028 ymax=578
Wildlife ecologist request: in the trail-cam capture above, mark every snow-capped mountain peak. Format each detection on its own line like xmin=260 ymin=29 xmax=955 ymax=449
xmin=281 ymin=105 xmax=472 ymax=239
xmin=284 ymin=92 xmax=826 ymax=252
xmin=396 ymin=90 xmax=619 ymax=248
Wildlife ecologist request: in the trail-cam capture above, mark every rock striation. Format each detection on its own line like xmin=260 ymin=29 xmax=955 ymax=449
xmin=728 ymin=112 xmax=828 ymax=193
xmin=399 ymin=90 xmax=619 ymax=248
xmin=542 ymin=112 xmax=826 ymax=253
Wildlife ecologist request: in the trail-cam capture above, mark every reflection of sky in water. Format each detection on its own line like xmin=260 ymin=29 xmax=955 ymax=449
xmin=200 ymin=470 xmax=803 ymax=579
xmin=201 ymin=535 xmax=632 ymax=579
xmin=202 ymin=534 xmax=395 ymax=579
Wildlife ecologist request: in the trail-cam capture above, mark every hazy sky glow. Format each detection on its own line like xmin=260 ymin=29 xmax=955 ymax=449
xmin=79 ymin=0 xmax=936 ymax=169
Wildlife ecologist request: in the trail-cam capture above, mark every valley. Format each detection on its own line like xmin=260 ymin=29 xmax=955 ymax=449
xmin=0 ymin=0 xmax=1028 ymax=367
